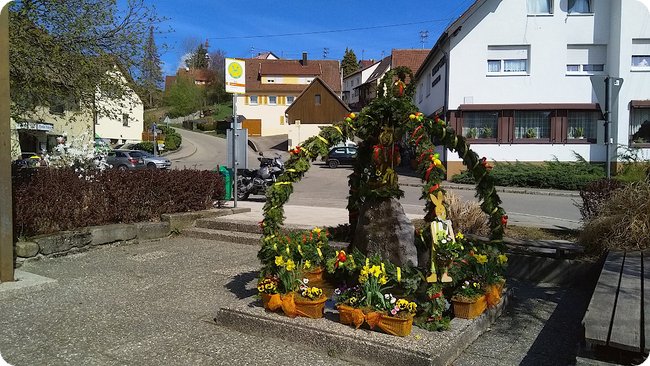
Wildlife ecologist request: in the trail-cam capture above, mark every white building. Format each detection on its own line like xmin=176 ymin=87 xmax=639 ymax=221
xmin=342 ymin=60 xmax=380 ymax=110
xmin=414 ymin=0 xmax=650 ymax=176
xmin=95 ymin=69 xmax=144 ymax=144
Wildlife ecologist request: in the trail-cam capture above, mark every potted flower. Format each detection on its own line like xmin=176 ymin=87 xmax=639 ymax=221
xmin=334 ymin=285 xmax=366 ymax=328
xmin=466 ymin=127 xmax=478 ymax=139
xmin=480 ymin=126 xmax=493 ymax=138
xmin=257 ymin=276 xmax=280 ymax=310
xmin=484 ymin=253 xmax=508 ymax=308
xmin=451 ymin=280 xmax=486 ymax=319
xmin=572 ymin=127 xmax=585 ymax=139
xmin=377 ymin=295 xmax=417 ymax=337
xmin=524 ymin=128 xmax=537 ymax=139
xmin=293 ymin=280 xmax=327 ymax=318
xmin=297 ymin=227 xmax=333 ymax=283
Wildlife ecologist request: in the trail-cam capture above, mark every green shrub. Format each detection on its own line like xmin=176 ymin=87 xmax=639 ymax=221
xmin=160 ymin=126 xmax=181 ymax=151
xmin=579 ymin=181 xmax=650 ymax=254
xmin=451 ymin=159 xmax=605 ymax=190
xmin=196 ymin=121 xmax=217 ymax=131
xmin=131 ymin=142 xmax=154 ymax=154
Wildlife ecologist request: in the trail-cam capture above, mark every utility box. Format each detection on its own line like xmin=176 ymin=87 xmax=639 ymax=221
xmin=218 ymin=165 xmax=232 ymax=201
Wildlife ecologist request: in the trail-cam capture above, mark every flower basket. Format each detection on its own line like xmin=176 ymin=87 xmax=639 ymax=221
xmin=304 ymin=266 xmax=324 ymax=283
xmin=485 ymin=280 xmax=505 ymax=308
xmin=261 ymin=293 xmax=282 ymax=311
xmin=337 ymin=304 xmax=365 ymax=329
xmin=294 ymin=295 xmax=327 ymax=319
xmin=377 ymin=314 xmax=414 ymax=337
xmin=452 ymin=295 xmax=487 ymax=319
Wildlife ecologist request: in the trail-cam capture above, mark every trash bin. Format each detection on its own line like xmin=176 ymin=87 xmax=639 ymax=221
xmin=218 ymin=165 xmax=232 ymax=200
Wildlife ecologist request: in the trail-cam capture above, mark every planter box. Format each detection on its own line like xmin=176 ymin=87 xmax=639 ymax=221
xmin=452 ymin=295 xmax=487 ymax=319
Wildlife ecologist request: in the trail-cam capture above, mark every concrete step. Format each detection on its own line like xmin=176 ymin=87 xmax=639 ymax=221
xmin=195 ymin=218 xmax=263 ymax=234
xmin=183 ymin=227 xmax=261 ymax=246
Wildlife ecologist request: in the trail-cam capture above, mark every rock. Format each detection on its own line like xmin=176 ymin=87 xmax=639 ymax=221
xmin=135 ymin=222 xmax=171 ymax=240
xmin=33 ymin=231 xmax=92 ymax=256
xmin=88 ymin=224 xmax=137 ymax=246
xmin=15 ymin=241 xmax=39 ymax=258
xmin=352 ymin=198 xmax=418 ymax=267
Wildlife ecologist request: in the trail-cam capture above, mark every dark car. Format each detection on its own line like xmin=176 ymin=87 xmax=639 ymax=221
xmin=12 ymin=152 xmax=47 ymax=169
xmin=325 ymin=146 xmax=357 ymax=168
xmin=105 ymin=150 xmax=146 ymax=170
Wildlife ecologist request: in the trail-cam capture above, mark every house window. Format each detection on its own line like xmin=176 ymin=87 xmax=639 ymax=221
xmin=432 ymin=75 xmax=441 ymax=87
xmin=462 ymin=112 xmax=498 ymax=139
xmin=631 ymin=39 xmax=650 ymax=70
xmin=630 ymin=107 xmax=650 ymax=144
xmin=314 ymin=94 xmax=321 ymax=105
xmin=514 ymin=111 xmax=551 ymax=139
xmin=249 ymin=95 xmax=258 ymax=105
xmin=568 ymin=111 xmax=598 ymax=140
xmin=631 ymin=56 xmax=650 ymax=69
xmin=122 ymin=113 xmax=129 ymax=127
xmin=269 ymin=96 xmax=277 ymax=105
xmin=487 ymin=46 xmax=529 ymax=75
xmin=286 ymin=96 xmax=295 ymax=105
xmin=566 ymin=45 xmax=606 ymax=75
xmin=527 ymin=0 xmax=552 ymax=14
xmin=568 ymin=0 xmax=591 ymax=14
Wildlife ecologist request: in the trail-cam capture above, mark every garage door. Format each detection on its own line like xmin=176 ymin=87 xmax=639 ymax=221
xmin=243 ymin=119 xmax=261 ymax=136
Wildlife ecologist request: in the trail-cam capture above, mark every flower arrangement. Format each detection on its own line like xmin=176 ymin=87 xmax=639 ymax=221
xmin=452 ymin=280 xmax=483 ymax=303
xmin=359 ymin=259 xmax=390 ymax=309
xmin=388 ymin=298 xmax=417 ymax=319
xmin=298 ymin=285 xmax=324 ymax=301
xmin=333 ymin=285 xmax=362 ymax=307
xmin=273 ymin=255 xmax=300 ymax=294
xmin=257 ymin=277 xmax=279 ymax=294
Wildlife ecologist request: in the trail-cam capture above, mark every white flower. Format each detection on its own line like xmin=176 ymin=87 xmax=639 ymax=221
xmin=302 ymin=278 xmax=309 ymax=284
xmin=384 ymin=294 xmax=391 ymax=300
xmin=390 ymin=297 xmax=396 ymax=304
xmin=334 ymin=289 xmax=341 ymax=295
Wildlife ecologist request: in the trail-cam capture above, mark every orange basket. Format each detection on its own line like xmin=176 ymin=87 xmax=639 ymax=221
xmin=304 ymin=267 xmax=324 ymax=283
xmin=337 ymin=304 xmax=365 ymax=328
xmin=294 ymin=295 xmax=327 ymax=319
xmin=485 ymin=282 xmax=505 ymax=308
xmin=377 ymin=314 xmax=414 ymax=337
xmin=261 ymin=293 xmax=282 ymax=311
xmin=452 ymin=295 xmax=487 ymax=319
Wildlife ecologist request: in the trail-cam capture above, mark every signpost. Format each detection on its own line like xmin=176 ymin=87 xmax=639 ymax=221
xmin=225 ymin=58 xmax=245 ymax=208
xmin=0 ymin=3 xmax=14 ymax=282
xmin=605 ymin=77 xmax=623 ymax=179
xmin=152 ymin=123 xmax=158 ymax=157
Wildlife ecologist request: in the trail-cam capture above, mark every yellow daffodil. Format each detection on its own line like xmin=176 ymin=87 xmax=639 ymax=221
xmin=297 ymin=245 xmax=303 ymax=256
xmin=396 ymin=267 xmax=401 ymax=282
xmin=317 ymin=248 xmax=323 ymax=258
xmin=475 ymin=254 xmax=488 ymax=264
xmin=275 ymin=256 xmax=285 ymax=266
xmin=285 ymin=259 xmax=296 ymax=271
xmin=312 ymin=227 xmax=322 ymax=234
xmin=379 ymin=275 xmax=388 ymax=285
xmin=498 ymin=254 xmax=508 ymax=264
xmin=303 ymin=260 xmax=311 ymax=270
xmin=456 ymin=232 xmax=464 ymax=240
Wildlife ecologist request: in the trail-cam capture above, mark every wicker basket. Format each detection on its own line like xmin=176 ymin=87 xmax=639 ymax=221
xmin=294 ymin=295 xmax=327 ymax=319
xmin=452 ymin=295 xmax=487 ymax=319
xmin=337 ymin=304 xmax=365 ymax=329
xmin=485 ymin=280 xmax=505 ymax=308
xmin=261 ymin=293 xmax=281 ymax=310
xmin=378 ymin=314 xmax=414 ymax=337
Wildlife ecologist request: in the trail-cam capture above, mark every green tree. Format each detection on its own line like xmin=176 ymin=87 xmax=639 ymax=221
xmin=164 ymin=77 xmax=202 ymax=118
xmin=186 ymin=44 xmax=209 ymax=69
xmin=341 ymin=48 xmax=360 ymax=77
xmin=8 ymin=0 xmax=162 ymax=119
xmin=206 ymin=49 xmax=231 ymax=105
xmin=139 ymin=26 xmax=164 ymax=109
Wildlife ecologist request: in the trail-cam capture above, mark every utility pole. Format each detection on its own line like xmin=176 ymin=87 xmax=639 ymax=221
xmin=0 ymin=2 xmax=15 ymax=282
xmin=419 ymin=30 xmax=429 ymax=49
xmin=604 ymin=76 xmax=624 ymax=179
xmin=323 ymin=47 xmax=329 ymax=59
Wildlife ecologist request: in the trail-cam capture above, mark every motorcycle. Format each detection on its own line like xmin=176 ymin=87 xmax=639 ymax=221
xmin=235 ymin=152 xmax=284 ymax=200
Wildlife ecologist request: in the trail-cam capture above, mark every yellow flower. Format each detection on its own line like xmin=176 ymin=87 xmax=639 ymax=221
xmin=407 ymin=302 xmax=417 ymax=312
xmin=379 ymin=275 xmax=388 ymax=285
xmin=285 ymin=246 xmax=290 ymax=255
xmin=370 ymin=265 xmax=382 ymax=277
xmin=273 ymin=243 xmax=277 ymax=251
xmin=303 ymin=260 xmax=311 ymax=270
xmin=396 ymin=267 xmax=401 ymax=282
xmin=359 ymin=273 xmax=369 ymax=284
xmin=275 ymin=256 xmax=285 ymax=266
xmin=498 ymin=254 xmax=508 ymax=264
xmin=312 ymin=227 xmax=322 ymax=234
xmin=285 ymin=259 xmax=296 ymax=271
xmin=456 ymin=232 xmax=464 ymax=240
xmin=298 ymin=245 xmax=303 ymax=256
xmin=475 ymin=254 xmax=488 ymax=264
xmin=396 ymin=299 xmax=409 ymax=310
xmin=317 ymin=248 xmax=323 ymax=258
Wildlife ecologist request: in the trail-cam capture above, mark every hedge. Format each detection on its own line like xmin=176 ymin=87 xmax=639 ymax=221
xmin=451 ymin=160 xmax=605 ymax=190
xmin=12 ymin=168 xmax=225 ymax=237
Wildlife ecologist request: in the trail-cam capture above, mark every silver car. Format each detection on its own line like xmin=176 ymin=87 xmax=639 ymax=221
xmin=130 ymin=150 xmax=172 ymax=169
xmin=106 ymin=150 xmax=146 ymax=170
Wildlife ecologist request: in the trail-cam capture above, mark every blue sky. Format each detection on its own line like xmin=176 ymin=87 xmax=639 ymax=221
xmin=150 ymin=0 xmax=475 ymax=76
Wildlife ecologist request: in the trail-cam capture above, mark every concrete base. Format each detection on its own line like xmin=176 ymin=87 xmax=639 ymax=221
xmin=0 ymin=270 xmax=56 ymax=291
xmin=214 ymin=290 xmax=511 ymax=366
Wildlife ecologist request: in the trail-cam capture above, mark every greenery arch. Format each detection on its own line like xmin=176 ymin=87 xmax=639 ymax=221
xmin=261 ymin=66 xmax=507 ymax=249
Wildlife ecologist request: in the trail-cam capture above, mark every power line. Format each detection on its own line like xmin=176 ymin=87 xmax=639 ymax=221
xmin=207 ymin=18 xmax=455 ymax=40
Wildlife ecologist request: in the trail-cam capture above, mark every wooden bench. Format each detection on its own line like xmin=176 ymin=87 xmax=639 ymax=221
xmin=583 ymin=250 xmax=648 ymax=353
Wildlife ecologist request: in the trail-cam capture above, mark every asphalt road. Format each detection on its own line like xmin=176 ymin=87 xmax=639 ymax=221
xmin=168 ymin=130 xmax=582 ymax=229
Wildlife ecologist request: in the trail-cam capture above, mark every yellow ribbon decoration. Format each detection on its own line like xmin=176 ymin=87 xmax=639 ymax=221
xmin=274 ymin=182 xmax=292 ymax=186
xmin=285 ymin=169 xmax=297 ymax=173
xmin=334 ymin=126 xmax=343 ymax=135
xmin=317 ymin=248 xmax=323 ymax=258
xmin=298 ymin=245 xmax=303 ymax=256
xmin=317 ymin=135 xmax=329 ymax=144
xmin=396 ymin=267 xmax=401 ymax=282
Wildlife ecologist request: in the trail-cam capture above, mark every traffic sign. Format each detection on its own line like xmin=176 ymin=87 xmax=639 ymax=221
xmin=225 ymin=58 xmax=246 ymax=94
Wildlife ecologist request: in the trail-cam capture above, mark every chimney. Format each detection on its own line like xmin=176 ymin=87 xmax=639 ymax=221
xmin=302 ymin=52 xmax=308 ymax=66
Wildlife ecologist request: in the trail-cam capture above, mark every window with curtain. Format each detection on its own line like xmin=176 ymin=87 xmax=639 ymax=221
xmin=631 ymin=107 xmax=650 ymax=143
xmin=568 ymin=111 xmax=599 ymax=139
xmin=462 ymin=111 xmax=499 ymax=139
xmin=568 ymin=0 xmax=591 ymax=13
xmin=527 ymin=0 xmax=552 ymax=14
xmin=487 ymin=46 xmax=530 ymax=75
xmin=514 ymin=111 xmax=551 ymax=139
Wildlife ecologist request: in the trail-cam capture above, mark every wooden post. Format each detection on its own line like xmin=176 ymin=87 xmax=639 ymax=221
xmin=0 ymin=3 xmax=15 ymax=282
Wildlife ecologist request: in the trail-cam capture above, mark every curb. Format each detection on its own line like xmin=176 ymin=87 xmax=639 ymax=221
xmin=214 ymin=290 xmax=510 ymax=366
xmin=399 ymin=181 xmax=581 ymax=197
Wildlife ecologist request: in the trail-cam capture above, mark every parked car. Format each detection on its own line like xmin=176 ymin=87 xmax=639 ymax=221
xmin=12 ymin=152 xmax=47 ymax=169
xmin=130 ymin=150 xmax=172 ymax=169
xmin=105 ymin=150 xmax=146 ymax=170
xmin=325 ymin=146 xmax=357 ymax=168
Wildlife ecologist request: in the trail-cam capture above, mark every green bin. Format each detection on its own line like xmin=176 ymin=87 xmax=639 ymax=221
xmin=218 ymin=165 xmax=232 ymax=200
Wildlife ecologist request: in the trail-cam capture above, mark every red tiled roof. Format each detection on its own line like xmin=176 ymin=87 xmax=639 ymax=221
xmin=359 ymin=60 xmax=375 ymax=68
xmin=245 ymin=58 xmax=341 ymax=93
xmin=391 ymin=49 xmax=429 ymax=75
xmin=177 ymin=68 xmax=212 ymax=82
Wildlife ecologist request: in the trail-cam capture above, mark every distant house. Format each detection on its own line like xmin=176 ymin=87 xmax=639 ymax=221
xmin=254 ymin=51 xmax=280 ymax=60
xmin=342 ymin=60 xmax=381 ymax=111
xmin=356 ymin=49 xmax=429 ymax=109
xmin=285 ymin=77 xmax=350 ymax=147
xmin=164 ymin=67 xmax=213 ymax=92
xmin=413 ymin=0 xmax=650 ymax=177
xmin=12 ymin=66 xmax=143 ymax=155
xmin=236 ymin=53 xmax=341 ymax=137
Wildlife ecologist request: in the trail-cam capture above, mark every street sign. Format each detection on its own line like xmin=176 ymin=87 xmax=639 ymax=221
xmin=227 ymin=128 xmax=249 ymax=170
xmin=225 ymin=58 xmax=246 ymax=94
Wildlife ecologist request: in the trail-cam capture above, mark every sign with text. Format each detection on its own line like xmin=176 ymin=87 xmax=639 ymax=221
xmin=225 ymin=58 xmax=246 ymax=94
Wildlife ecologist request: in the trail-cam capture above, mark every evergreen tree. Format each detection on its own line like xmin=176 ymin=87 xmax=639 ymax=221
xmin=140 ymin=26 xmax=163 ymax=108
xmin=186 ymin=44 xmax=209 ymax=69
xmin=341 ymin=48 xmax=360 ymax=77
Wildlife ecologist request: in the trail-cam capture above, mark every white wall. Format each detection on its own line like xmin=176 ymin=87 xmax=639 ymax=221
xmin=417 ymin=52 xmax=447 ymax=117
xmin=287 ymin=124 xmax=330 ymax=148
xmin=95 ymin=86 xmax=144 ymax=143
xmin=236 ymin=95 xmax=293 ymax=136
